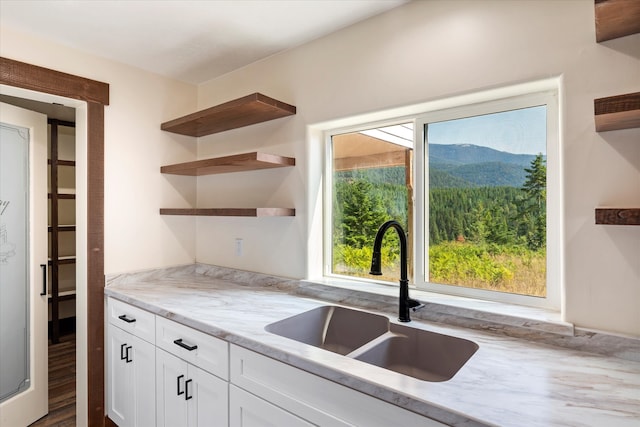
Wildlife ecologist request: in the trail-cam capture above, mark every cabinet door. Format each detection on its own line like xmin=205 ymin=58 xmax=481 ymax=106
xmin=187 ymin=364 xmax=228 ymax=427
xmin=108 ymin=324 xmax=156 ymax=427
xmin=156 ymin=349 xmax=188 ymax=427
xmin=130 ymin=336 xmax=156 ymax=427
xmin=107 ymin=324 xmax=133 ymax=426
xmin=229 ymin=385 xmax=314 ymax=427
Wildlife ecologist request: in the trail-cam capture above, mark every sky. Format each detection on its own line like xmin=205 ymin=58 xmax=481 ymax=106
xmin=427 ymin=105 xmax=547 ymax=155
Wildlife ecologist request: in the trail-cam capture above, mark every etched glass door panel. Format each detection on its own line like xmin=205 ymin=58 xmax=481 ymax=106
xmin=0 ymin=118 xmax=29 ymax=402
xmin=0 ymin=102 xmax=48 ymax=426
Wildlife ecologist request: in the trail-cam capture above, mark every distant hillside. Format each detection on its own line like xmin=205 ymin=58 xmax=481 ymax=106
xmin=430 ymin=162 xmax=528 ymax=188
xmin=429 ymin=144 xmax=542 ymax=188
xmin=430 ymin=144 xmax=539 ymax=167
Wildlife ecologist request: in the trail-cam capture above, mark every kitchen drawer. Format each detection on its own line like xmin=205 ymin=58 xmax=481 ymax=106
xmin=231 ymin=345 xmax=446 ymax=427
xmin=155 ymin=316 xmax=229 ymax=380
xmin=107 ymin=297 xmax=155 ymax=344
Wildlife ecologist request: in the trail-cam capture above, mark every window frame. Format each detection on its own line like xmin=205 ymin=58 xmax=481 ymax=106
xmin=320 ymin=84 xmax=561 ymax=311
xmin=323 ymin=118 xmax=415 ymax=282
xmin=414 ymin=90 xmax=561 ymax=310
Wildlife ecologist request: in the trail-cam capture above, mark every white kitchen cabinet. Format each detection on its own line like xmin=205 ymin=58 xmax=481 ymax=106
xmin=230 ymin=344 xmax=447 ymax=427
xmin=107 ymin=322 xmax=155 ymax=427
xmin=156 ymin=348 xmax=228 ymax=427
xmin=229 ymin=385 xmax=314 ymax=427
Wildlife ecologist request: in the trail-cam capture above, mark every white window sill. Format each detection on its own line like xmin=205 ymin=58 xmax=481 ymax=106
xmin=301 ymin=276 xmax=573 ymax=337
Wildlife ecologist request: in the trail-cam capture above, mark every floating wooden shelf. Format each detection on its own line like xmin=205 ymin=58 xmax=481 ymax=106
xmin=161 ymin=93 xmax=296 ymax=137
xmin=161 ymin=152 xmax=295 ymax=176
xmin=595 ymin=0 xmax=640 ymax=42
xmin=594 ymin=92 xmax=640 ymax=131
xmin=595 ymin=208 xmax=640 ymax=225
xmin=160 ymin=208 xmax=295 ymax=217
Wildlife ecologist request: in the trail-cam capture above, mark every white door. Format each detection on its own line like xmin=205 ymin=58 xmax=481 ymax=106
xmin=107 ymin=324 xmax=132 ymax=426
xmin=156 ymin=349 xmax=188 ymax=427
xmin=188 ymin=364 xmax=227 ymax=427
xmin=0 ymin=102 xmax=49 ymax=426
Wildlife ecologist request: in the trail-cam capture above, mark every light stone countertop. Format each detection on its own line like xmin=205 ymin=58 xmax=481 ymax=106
xmin=105 ymin=264 xmax=640 ymax=427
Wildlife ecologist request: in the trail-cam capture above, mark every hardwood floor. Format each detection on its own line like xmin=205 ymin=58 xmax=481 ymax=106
xmin=30 ymin=334 xmax=76 ymax=427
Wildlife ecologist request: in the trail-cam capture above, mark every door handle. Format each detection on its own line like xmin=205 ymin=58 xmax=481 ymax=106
xmin=173 ymin=338 xmax=198 ymax=351
xmin=177 ymin=374 xmax=185 ymax=396
xmin=40 ymin=264 xmax=47 ymax=296
xmin=185 ymin=379 xmax=193 ymax=400
xmin=125 ymin=346 xmax=133 ymax=363
xmin=120 ymin=343 xmax=127 ymax=360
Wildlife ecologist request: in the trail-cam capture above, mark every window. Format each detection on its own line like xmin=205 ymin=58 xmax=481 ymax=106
xmin=325 ymin=88 xmax=560 ymax=310
xmin=328 ymin=123 xmax=413 ymax=283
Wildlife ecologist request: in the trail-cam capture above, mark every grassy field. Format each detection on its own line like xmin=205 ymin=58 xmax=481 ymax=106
xmin=429 ymin=241 xmax=546 ymax=297
xmin=333 ymin=241 xmax=546 ymax=297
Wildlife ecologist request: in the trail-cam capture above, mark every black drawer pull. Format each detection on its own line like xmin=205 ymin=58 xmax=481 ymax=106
xmin=118 ymin=314 xmax=136 ymax=323
xmin=177 ymin=374 xmax=185 ymax=396
xmin=173 ymin=338 xmax=198 ymax=351
xmin=185 ymin=379 xmax=193 ymax=400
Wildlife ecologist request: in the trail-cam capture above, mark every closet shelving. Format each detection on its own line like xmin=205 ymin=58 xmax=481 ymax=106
xmin=160 ymin=93 xmax=296 ymax=217
xmin=48 ymin=119 xmax=76 ymax=343
xmin=593 ymin=0 xmax=640 ymax=226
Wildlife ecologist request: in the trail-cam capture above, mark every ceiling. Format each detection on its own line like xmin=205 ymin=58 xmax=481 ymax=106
xmin=0 ymin=0 xmax=408 ymax=85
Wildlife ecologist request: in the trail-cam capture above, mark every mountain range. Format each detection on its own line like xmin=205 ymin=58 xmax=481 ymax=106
xmin=429 ymin=144 xmax=542 ymax=188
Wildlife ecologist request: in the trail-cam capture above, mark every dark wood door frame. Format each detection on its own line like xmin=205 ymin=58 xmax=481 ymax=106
xmin=1 ymin=57 xmax=109 ymax=427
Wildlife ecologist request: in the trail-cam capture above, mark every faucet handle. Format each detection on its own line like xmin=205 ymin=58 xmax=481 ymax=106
xmin=407 ymin=298 xmax=425 ymax=312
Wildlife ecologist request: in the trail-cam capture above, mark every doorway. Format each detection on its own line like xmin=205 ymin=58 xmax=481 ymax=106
xmin=1 ymin=95 xmax=78 ymax=424
xmin=1 ymin=57 xmax=109 ymax=427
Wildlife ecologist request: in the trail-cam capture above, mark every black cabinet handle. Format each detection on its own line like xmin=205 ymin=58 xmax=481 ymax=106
xmin=118 ymin=314 xmax=136 ymax=323
xmin=120 ymin=343 xmax=127 ymax=360
xmin=185 ymin=379 xmax=193 ymax=400
xmin=40 ymin=264 xmax=47 ymax=296
xmin=177 ymin=374 xmax=185 ymax=396
xmin=173 ymin=338 xmax=198 ymax=351
xmin=125 ymin=346 xmax=132 ymax=363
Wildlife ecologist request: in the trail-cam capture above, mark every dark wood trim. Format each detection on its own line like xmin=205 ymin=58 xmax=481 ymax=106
xmin=595 ymin=208 xmax=640 ymax=225
xmin=1 ymin=56 xmax=108 ymax=427
xmin=0 ymin=57 xmax=109 ymax=105
xmin=87 ymin=101 xmax=105 ymax=426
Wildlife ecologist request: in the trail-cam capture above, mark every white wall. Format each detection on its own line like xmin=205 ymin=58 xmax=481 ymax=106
xmin=0 ymin=26 xmax=199 ymax=275
xmin=2 ymin=0 xmax=637 ymax=337
xmin=194 ymin=0 xmax=640 ymax=336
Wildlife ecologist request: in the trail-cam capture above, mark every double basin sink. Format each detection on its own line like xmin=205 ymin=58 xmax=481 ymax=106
xmin=265 ymin=305 xmax=478 ymax=382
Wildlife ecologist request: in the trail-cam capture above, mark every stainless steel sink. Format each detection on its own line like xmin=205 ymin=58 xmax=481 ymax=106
xmin=351 ymin=323 xmax=479 ymax=382
xmin=265 ymin=305 xmax=479 ymax=382
xmin=264 ymin=305 xmax=390 ymax=355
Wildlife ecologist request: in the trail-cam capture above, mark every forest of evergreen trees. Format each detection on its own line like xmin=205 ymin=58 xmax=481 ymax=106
xmin=332 ymin=155 xmax=547 ymax=296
